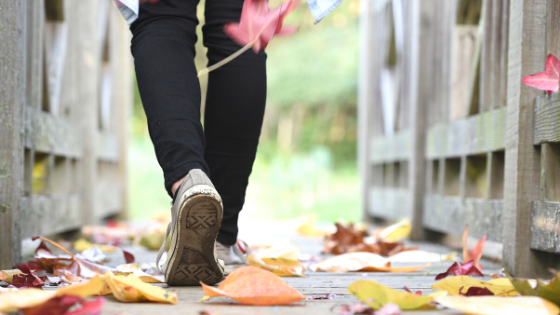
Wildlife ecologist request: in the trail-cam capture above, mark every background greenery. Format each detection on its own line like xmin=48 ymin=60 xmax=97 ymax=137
xmin=128 ymin=0 xmax=361 ymax=223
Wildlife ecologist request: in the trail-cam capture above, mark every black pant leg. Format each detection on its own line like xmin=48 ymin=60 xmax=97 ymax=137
xmin=202 ymin=0 xmax=268 ymax=245
xmin=130 ymin=0 xmax=208 ymax=197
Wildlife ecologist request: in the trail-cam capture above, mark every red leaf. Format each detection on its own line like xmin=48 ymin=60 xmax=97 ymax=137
xmin=462 ymin=225 xmax=486 ymax=269
xmin=20 ymin=295 xmax=104 ymax=315
xmin=12 ymin=264 xmax=44 ymax=288
xmin=459 ymin=286 xmax=495 ymax=296
xmin=224 ymin=0 xmax=300 ymax=52
xmin=121 ymin=247 xmax=135 ymax=264
xmin=402 ymin=286 xmax=422 ymax=295
xmin=521 ymin=53 xmax=560 ymax=93
xmin=434 ymin=260 xmax=483 ymax=280
xmin=35 ymin=240 xmax=53 ymax=256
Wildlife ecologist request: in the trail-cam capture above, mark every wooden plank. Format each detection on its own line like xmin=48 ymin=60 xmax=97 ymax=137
xmin=546 ymin=0 xmax=560 ymax=60
xmin=20 ymin=194 xmax=82 ymax=238
xmin=493 ymin=0 xmax=509 ymax=109
xmin=534 ymin=92 xmax=560 ymax=144
xmin=0 ymin=1 xmax=26 ymax=269
xmin=540 ymin=143 xmax=560 ymax=202
xmin=368 ymin=187 xmax=410 ymax=220
xmin=503 ymin=0 xmax=560 ymax=277
xmin=423 ymin=195 xmax=503 ymax=242
xmin=531 ymin=201 xmax=560 ymax=253
xmin=425 ymin=107 xmax=506 ymax=158
xmin=358 ymin=0 xmax=376 ymax=221
xmin=479 ymin=0 xmax=494 ymax=113
xmin=451 ymin=25 xmax=479 ymax=120
xmin=370 ymin=130 xmax=411 ymax=164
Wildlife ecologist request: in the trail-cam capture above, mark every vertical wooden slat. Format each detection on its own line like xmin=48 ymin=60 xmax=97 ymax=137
xmin=0 ymin=0 xmax=26 ymax=269
xmin=479 ymin=0 xmax=494 ymax=113
xmin=503 ymin=0 xmax=559 ymax=277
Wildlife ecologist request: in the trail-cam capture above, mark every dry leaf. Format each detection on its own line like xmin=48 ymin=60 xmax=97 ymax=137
xmin=432 ymin=276 xmax=518 ymax=297
xmin=73 ymin=238 xmax=116 ymax=253
xmin=374 ymin=219 xmax=411 ymax=242
xmin=436 ymin=296 xmax=559 ymax=315
xmin=115 ymin=263 xmax=164 ymax=283
xmin=20 ymin=295 xmax=105 ymax=315
xmin=435 ymin=261 xmax=483 ymax=280
xmin=324 ymin=223 xmax=416 ymax=256
xmin=0 ymin=269 xmax=23 ymax=284
xmin=521 ymin=54 xmax=559 ymax=93
xmin=510 ymin=271 xmax=560 ymax=307
xmin=348 ymin=280 xmax=445 ymax=310
xmin=103 ymin=271 xmax=177 ymax=303
xmin=311 ymin=252 xmax=429 ymax=273
xmin=12 ymin=264 xmax=44 ymax=288
xmin=295 ymin=214 xmax=335 ymax=237
xmin=55 ymin=276 xmax=104 ymax=298
xmin=462 ymin=225 xmax=486 ymax=269
xmin=256 ymin=243 xmax=300 ymax=261
xmin=200 ymin=266 xmax=305 ymax=305
xmin=0 ymin=289 xmax=54 ymax=313
xmin=247 ymin=254 xmax=305 ymax=277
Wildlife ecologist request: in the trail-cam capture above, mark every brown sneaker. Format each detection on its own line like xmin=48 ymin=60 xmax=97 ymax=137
xmin=156 ymin=169 xmax=225 ymax=286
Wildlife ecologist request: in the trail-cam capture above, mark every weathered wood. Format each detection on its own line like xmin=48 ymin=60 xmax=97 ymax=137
xmin=423 ymin=195 xmax=503 ymax=242
xmin=540 ymin=143 xmax=560 ymax=202
xmin=370 ymin=130 xmax=411 ymax=164
xmin=451 ymin=25 xmax=479 ymax=120
xmin=479 ymin=0 xmax=494 ymax=113
xmin=0 ymin=0 xmax=26 ymax=269
xmin=534 ymin=92 xmax=560 ymax=144
xmin=531 ymin=201 xmax=560 ymax=253
xmin=503 ymin=0 xmax=560 ymax=277
xmin=425 ymin=107 xmax=506 ymax=159
xmin=368 ymin=187 xmax=410 ymax=220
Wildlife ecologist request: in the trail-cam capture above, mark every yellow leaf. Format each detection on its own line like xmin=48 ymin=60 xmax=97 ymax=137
xmin=115 ymin=263 xmax=164 ymax=283
xmin=436 ymin=296 xmax=559 ymax=315
xmin=0 ymin=269 xmax=23 ymax=284
xmin=0 ymin=288 xmax=54 ymax=313
xmin=257 ymin=243 xmax=300 ymax=261
xmin=432 ymin=276 xmax=518 ymax=296
xmin=103 ymin=271 xmax=177 ymax=303
xmin=55 ymin=275 xmax=105 ymax=298
xmin=348 ymin=280 xmax=444 ymax=310
xmin=295 ymin=213 xmax=335 ymax=237
xmin=139 ymin=232 xmax=167 ymax=251
xmin=200 ymin=266 xmax=305 ymax=305
xmin=377 ymin=219 xmax=411 ymax=242
xmin=73 ymin=238 xmax=116 ymax=253
xmin=247 ymin=254 xmax=306 ymax=277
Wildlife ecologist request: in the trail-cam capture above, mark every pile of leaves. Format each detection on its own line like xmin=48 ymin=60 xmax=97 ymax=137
xmin=323 ymin=222 xmax=417 ymax=256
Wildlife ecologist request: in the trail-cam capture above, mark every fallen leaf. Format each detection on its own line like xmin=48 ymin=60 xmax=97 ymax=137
xmin=306 ymin=293 xmax=336 ymax=300
xmin=332 ymin=302 xmax=375 ymax=315
xmin=199 ymin=311 xmax=219 ymax=315
xmin=324 ymin=223 xmax=416 ymax=256
xmin=435 ymin=261 xmax=483 ymax=280
xmin=55 ymin=276 xmax=104 ymax=298
xmin=403 ymin=286 xmax=422 ymax=295
xmin=12 ymin=264 xmax=44 ymax=288
xmin=73 ymin=239 xmax=116 ymax=253
xmin=0 ymin=269 xmax=23 ymax=284
xmin=436 ymin=296 xmax=559 ymax=315
xmin=200 ymin=266 xmax=305 ymax=305
xmin=224 ymin=0 xmax=300 ymax=52
xmin=295 ymin=213 xmax=335 ymax=237
xmin=53 ymin=269 xmax=83 ymax=283
xmin=104 ymin=271 xmax=177 ymax=303
xmin=20 ymin=295 xmax=104 ymax=315
xmin=462 ymin=225 xmax=486 ymax=269
xmin=348 ymin=280 xmax=445 ymax=310
xmin=459 ymin=286 xmax=494 ymax=296
xmin=115 ymin=263 xmax=164 ymax=283
xmin=522 ymin=54 xmax=560 ymax=93
xmin=311 ymin=252 xmax=429 ymax=273
xmin=0 ymin=289 xmax=54 ymax=313
xmin=374 ymin=219 xmax=411 ymax=242
xmin=139 ymin=232 xmax=166 ymax=251
xmin=510 ymin=271 xmax=560 ymax=307
xmin=256 ymin=243 xmax=300 ymax=261
xmin=76 ymin=247 xmax=106 ymax=263
xmin=247 ymin=254 xmax=305 ymax=277
xmin=432 ymin=276 xmax=518 ymax=296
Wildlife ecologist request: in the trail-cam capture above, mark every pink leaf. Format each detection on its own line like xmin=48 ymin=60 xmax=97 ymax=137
xmin=521 ymin=54 xmax=560 ymax=92
xmin=434 ymin=260 xmax=483 ymax=280
xmin=462 ymin=225 xmax=486 ymax=270
xmin=224 ymin=0 xmax=300 ymax=52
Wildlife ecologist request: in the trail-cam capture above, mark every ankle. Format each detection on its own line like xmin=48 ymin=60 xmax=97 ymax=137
xmin=171 ymin=175 xmax=187 ymax=197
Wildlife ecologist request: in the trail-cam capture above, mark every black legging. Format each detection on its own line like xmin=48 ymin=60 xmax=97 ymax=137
xmin=130 ymin=0 xmax=267 ymax=245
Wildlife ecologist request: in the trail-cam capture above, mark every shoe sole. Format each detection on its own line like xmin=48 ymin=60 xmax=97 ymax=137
xmin=165 ymin=194 xmax=224 ymax=286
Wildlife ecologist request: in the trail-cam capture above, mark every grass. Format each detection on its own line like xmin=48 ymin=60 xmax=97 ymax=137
xmin=127 ymin=136 xmax=361 ymax=224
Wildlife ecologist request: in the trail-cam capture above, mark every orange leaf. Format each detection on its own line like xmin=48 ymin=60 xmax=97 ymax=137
xmin=200 ymin=266 xmax=305 ymax=305
xmin=361 ymin=263 xmax=432 ymax=273
xmin=462 ymin=225 xmax=486 ymax=269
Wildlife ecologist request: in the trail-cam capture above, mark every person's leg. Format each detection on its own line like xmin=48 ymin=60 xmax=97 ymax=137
xmin=130 ymin=0 xmax=207 ymax=197
xmin=202 ymin=0 xmax=267 ymax=245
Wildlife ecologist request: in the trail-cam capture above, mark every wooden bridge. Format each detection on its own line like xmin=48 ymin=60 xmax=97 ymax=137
xmin=1 ymin=0 xmax=560 ymax=280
